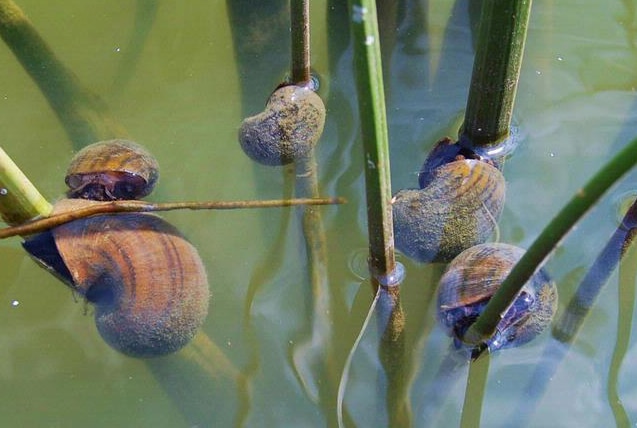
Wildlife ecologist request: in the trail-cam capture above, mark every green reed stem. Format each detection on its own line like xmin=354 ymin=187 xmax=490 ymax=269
xmin=463 ymin=136 xmax=637 ymax=347
xmin=460 ymin=0 xmax=532 ymax=146
xmin=0 ymin=0 xmax=128 ymax=149
xmin=0 ymin=146 xmax=51 ymax=226
xmin=291 ymin=0 xmax=311 ymax=84
xmin=348 ymin=0 xmax=397 ymax=283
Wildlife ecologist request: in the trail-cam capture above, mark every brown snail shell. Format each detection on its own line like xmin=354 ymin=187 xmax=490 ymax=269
xmin=65 ymin=139 xmax=159 ymax=201
xmin=392 ymin=159 xmax=505 ymax=263
xmin=38 ymin=199 xmax=209 ymax=358
xmin=437 ymin=243 xmax=558 ymax=351
xmin=238 ymin=84 xmax=326 ymax=166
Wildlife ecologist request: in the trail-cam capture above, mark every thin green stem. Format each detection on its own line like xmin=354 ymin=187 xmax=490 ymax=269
xmin=463 ymin=136 xmax=637 ymax=347
xmin=348 ymin=0 xmax=397 ymax=284
xmin=461 ymin=0 xmax=532 ymax=146
xmin=290 ymin=0 xmax=311 ymax=84
xmin=0 ymin=146 xmax=52 ymax=225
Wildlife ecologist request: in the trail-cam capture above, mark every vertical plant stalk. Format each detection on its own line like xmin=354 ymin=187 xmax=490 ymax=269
xmin=377 ymin=286 xmax=410 ymax=427
xmin=289 ymin=0 xmax=338 ymax=417
xmin=461 ymin=0 xmax=532 ymax=146
xmin=463 ymin=136 xmax=637 ymax=347
xmin=0 ymin=0 xmax=128 ymax=148
xmin=0 ymin=146 xmax=51 ymax=226
xmin=460 ymin=352 xmax=490 ymax=428
xmin=348 ymin=1 xmax=408 ymax=425
xmin=348 ymin=0 xmax=397 ymax=283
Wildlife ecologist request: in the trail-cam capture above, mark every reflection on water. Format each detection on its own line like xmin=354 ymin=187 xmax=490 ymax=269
xmin=0 ymin=0 xmax=637 ymax=426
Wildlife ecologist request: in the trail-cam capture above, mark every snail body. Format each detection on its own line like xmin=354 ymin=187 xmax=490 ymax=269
xmin=437 ymin=243 xmax=558 ymax=352
xmin=24 ymin=198 xmax=210 ymax=358
xmin=393 ymin=159 xmax=505 ymax=263
xmin=65 ymin=139 xmax=159 ymax=201
xmin=239 ymin=84 xmax=326 ymax=166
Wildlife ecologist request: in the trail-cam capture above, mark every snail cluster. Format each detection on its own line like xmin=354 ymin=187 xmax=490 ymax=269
xmin=393 ymin=135 xmax=557 ymax=351
xmin=238 ymin=83 xmax=326 ymax=166
xmin=393 ymin=137 xmax=506 ymax=263
xmin=437 ymin=243 xmax=558 ymax=352
xmin=23 ymin=139 xmax=210 ymax=358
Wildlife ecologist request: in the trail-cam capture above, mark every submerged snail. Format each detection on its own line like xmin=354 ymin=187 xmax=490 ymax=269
xmin=437 ymin=243 xmax=558 ymax=352
xmin=65 ymin=139 xmax=159 ymax=201
xmin=23 ymin=141 xmax=210 ymax=357
xmin=238 ymin=83 xmax=326 ymax=166
xmin=393 ymin=158 xmax=505 ymax=263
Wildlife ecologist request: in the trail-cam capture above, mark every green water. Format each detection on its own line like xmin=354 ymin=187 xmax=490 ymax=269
xmin=1 ymin=0 xmax=637 ymax=426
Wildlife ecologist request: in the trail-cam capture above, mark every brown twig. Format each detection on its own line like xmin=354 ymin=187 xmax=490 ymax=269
xmin=0 ymin=197 xmax=346 ymax=239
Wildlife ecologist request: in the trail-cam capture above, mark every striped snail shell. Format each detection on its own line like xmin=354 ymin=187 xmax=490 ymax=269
xmin=24 ymin=199 xmax=210 ymax=358
xmin=392 ymin=159 xmax=505 ymax=263
xmin=437 ymin=243 xmax=558 ymax=352
xmin=65 ymin=139 xmax=159 ymax=201
xmin=238 ymin=84 xmax=326 ymax=166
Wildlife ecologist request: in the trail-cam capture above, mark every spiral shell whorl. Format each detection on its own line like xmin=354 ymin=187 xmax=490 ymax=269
xmin=51 ymin=199 xmax=209 ymax=358
xmin=238 ymin=85 xmax=326 ymax=166
xmin=393 ymin=159 xmax=505 ymax=263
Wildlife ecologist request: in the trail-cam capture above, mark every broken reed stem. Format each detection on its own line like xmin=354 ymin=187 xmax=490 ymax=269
xmin=0 ymin=146 xmax=52 ymax=225
xmin=0 ymin=197 xmax=346 ymax=239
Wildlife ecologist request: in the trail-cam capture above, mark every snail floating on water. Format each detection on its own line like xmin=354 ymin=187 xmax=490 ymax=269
xmin=65 ymin=139 xmax=159 ymax=201
xmin=238 ymin=83 xmax=326 ymax=166
xmin=23 ymin=140 xmax=210 ymax=358
xmin=437 ymin=243 xmax=558 ymax=352
xmin=393 ymin=145 xmax=505 ymax=263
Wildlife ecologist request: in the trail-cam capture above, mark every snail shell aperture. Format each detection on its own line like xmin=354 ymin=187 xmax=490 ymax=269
xmin=24 ymin=199 xmax=210 ymax=358
xmin=437 ymin=243 xmax=558 ymax=352
xmin=392 ymin=159 xmax=505 ymax=263
xmin=238 ymin=84 xmax=326 ymax=166
xmin=65 ymin=139 xmax=159 ymax=201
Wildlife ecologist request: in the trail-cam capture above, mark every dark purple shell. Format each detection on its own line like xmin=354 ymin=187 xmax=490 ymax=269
xmin=437 ymin=243 xmax=557 ymax=352
xmin=65 ymin=139 xmax=159 ymax=201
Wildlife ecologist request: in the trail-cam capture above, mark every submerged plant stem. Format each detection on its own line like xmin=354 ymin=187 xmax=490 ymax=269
xmin=461 ymin=0 xmax=532 ymax=146
xmin=460 ymin=351 xmax=491 ymax=427
xmin=463 ymin=136 xmax=637 ymax=347
xmin=0 ymin=0 xmax=128 ymax=148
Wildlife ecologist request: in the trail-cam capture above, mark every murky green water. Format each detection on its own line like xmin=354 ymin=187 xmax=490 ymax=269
xmin=1 ymin=0 xmax=637 ymax=426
